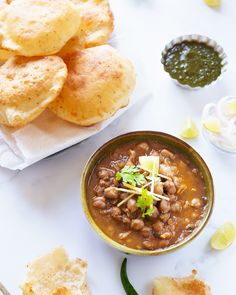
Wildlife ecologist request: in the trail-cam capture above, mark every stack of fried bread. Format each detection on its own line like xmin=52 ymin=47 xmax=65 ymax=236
xmin=0 ymin=0 xmax=136 ymax=128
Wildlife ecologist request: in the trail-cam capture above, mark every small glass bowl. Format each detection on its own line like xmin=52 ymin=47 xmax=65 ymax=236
xmin=202 ymin=96 xmax=236 ymax=155
xmin=161 ymin=34 xmax=228 ymax=90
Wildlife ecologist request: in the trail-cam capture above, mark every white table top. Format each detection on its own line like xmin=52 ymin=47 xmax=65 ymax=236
xmin=0 ymin=1 xmax=236 ymax=294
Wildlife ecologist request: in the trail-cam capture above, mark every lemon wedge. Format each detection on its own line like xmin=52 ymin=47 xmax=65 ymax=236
xmin=227 ymin=99 xmax=236 ymax=115
xmin=180 ymin=118 xmax=199 ymax=139
xmin=211 ymin=222 xmax=236 ymax=250
xmin=204 ymin=0 xmax=221 ymax=7
xmin=203 ymin=117 xmax=221 ymax=133
xmin=139 ymin=156 xmax=159 ymax=174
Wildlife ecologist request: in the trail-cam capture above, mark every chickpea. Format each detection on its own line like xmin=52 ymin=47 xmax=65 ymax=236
xmin=120 ymin=192 xmax=129 ymax=200
xmin=154 ymin=182 xmax=164 ymax=195
xmin=93 ymin=196 xmax=105 ymax=202
xmin=99 ymin=179 xmax=110 ymax=188
xmin=153 ymin=220 xmax=164 ymax=233
xmin=171 ymin=201 xmax=182 ymax=213
xmin=137 ymin=142 xmax=149 ymax=153
xmin=104 ymin=187 xmax=119 ymax=199
xmin=164 ymin=180 xmax=176 ymax=195
xmin=184 ymin=217 xmax=190 ymax=224
xmin=159 ymin=164 xmax=174 ymax=178
xmin=160 ymin=200 xmax=171 ymax=213
xmin=121 ymin=216 xmax=131 ymax=225
xmin=161 ymin=149 xmax=175 ymax=160
xmin=191 ymin=198 xmax=202 ymax=208
xmin=93 ymin=197 xmax=106 ymax=209
xmin=167 ymin=218 xmax=176 ymax=226
xmin=142 ymin=240 xmax=156 ymax=250
xmin=164 ymin=158 xmax=171 ymax=165
xmin=93 ymin=185 xmax=104 ymax=196
xmin=168 ymin=224 xmax=176 ymax=232
xmin=112 ymin=178 xmax=119 ymax=186
xmin=173 ymin=176 xmax=181 ymax=189
xmin=183 ymin=201 xmax=190 ymax=209
xmin=127 ymin=199 xmax=137 ymax=213
xmin=111 ymin=207 xmax=121 ymax=220
xmin=119 ymin=231 xmax=131 ymax=240
xmin=159 ymin=213 xmax=171 ymax=223
xmin=168 ymin=194 xmax=177 ymax=202
xmin=141 ymin=226 xmax=153 ymax=238
xmin=148 ymin=206 xmax=159 ymax=221
xmin=131 ymin=219 xmax=144 ymax=230
xmin=98 ymin=169 xmax=114 ymax=180
xmin=191 ymin=212 xmax=199 ymax=219
xmin=150 ymin=149 xmax=159 ymax=157
xmin=126 ymin=150 xmax=136 ymax=166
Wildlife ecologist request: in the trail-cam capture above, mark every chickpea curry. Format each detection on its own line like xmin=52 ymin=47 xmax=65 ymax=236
xmin=87 ymin=141 xmax=207 ymax=250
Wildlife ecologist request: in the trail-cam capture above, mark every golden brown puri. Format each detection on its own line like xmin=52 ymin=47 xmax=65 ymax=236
xmin=0 ymin=48 xmax=14 ymax=62
xmin=21 ymin=247 xmax=91 ymax=295
xmin=50 ymin=45 xmax=136 ymax=126
xmin=0 ymin=56 xmax=67 ymax=127
xmin=0 ymin=1 xmax=7 ymax=40
xmin=0 ymin=0 xmax=81 ymax=56
xmin=153 ymin=276 xmax=212 ymax=295
xmin=59 ymin=0 xmax=114 ymax=57
xmin=0 ymin=2 xmax=16 ymax=62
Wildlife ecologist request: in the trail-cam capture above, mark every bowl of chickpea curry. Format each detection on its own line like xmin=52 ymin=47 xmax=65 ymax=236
xmin=81 ymin=131 xmax=214 ymax=255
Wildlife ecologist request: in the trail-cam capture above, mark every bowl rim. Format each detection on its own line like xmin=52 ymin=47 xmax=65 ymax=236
xmin=80 ymin=131 xmax=214 ymax=256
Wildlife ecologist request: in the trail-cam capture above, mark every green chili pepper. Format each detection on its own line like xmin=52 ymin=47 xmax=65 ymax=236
xmin=120 ymin=258 xmax=139 ymax=295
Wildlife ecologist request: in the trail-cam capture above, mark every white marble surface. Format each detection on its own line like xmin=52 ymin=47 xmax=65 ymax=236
xmin=0 ymin=0 xmax=236 ymax=294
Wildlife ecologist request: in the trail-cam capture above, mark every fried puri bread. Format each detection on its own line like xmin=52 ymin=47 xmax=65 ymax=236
xmin=50 ymin=45 xmax=136 ymax=126
xmin=0 ymin=0 xmax=81 ymax=56
xmin=0 ymin=56 xmax=67 ymax=127
xmin=59 ymin=0 xmax=114 ymax=57
xmin=21 ymin=247 xmax=91 ymax=295
xmin=0 ymin=1 xmax=7 ymax=43
xmin=153 ymin=276 xmax=212 ymax=295
xmin=0 ymin=48 xmax=14 ymax=62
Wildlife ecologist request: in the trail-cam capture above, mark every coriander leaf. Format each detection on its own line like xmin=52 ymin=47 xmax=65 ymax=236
xmin=115 ymin=165 xmax=145 ymax=186
xmin=142 ymin=207 xmax=154 ymax=218
xmin=116 ymin=172 xmax=122 ymax=181
xmin=121 ymin=165 xmax=139 ymax=174
xmin=136 ymin=187 xmax=154 ymax=218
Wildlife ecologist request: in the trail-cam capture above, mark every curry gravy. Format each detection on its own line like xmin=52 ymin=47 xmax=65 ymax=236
xmin=87 ymin=141 xmax=207 ymax=250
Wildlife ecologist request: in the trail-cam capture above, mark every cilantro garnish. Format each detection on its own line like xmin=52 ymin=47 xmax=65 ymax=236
xmin=136 ymin=187 xmax=154 ymax=218
xmin=116 ymin=165 xmax=145 ymax=186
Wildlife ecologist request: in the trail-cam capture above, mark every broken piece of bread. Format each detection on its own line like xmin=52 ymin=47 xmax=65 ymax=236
xmin=153 ymin=275 xmax=212 ymax=295
xmin=21 ymin=247 xmax=91 ymax=295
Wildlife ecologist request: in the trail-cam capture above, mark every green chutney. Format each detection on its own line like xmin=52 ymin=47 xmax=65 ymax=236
xmin=163 ymin=41 xmax=223 ymax=88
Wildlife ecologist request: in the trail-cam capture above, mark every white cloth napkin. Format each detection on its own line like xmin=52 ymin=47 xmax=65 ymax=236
xmin=0 ymin=63 xmax=150 ymax=170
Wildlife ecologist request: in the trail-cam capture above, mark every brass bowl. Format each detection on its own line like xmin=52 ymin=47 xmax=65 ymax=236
xmin=81 ymin=131 xmax=214 ymax=256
